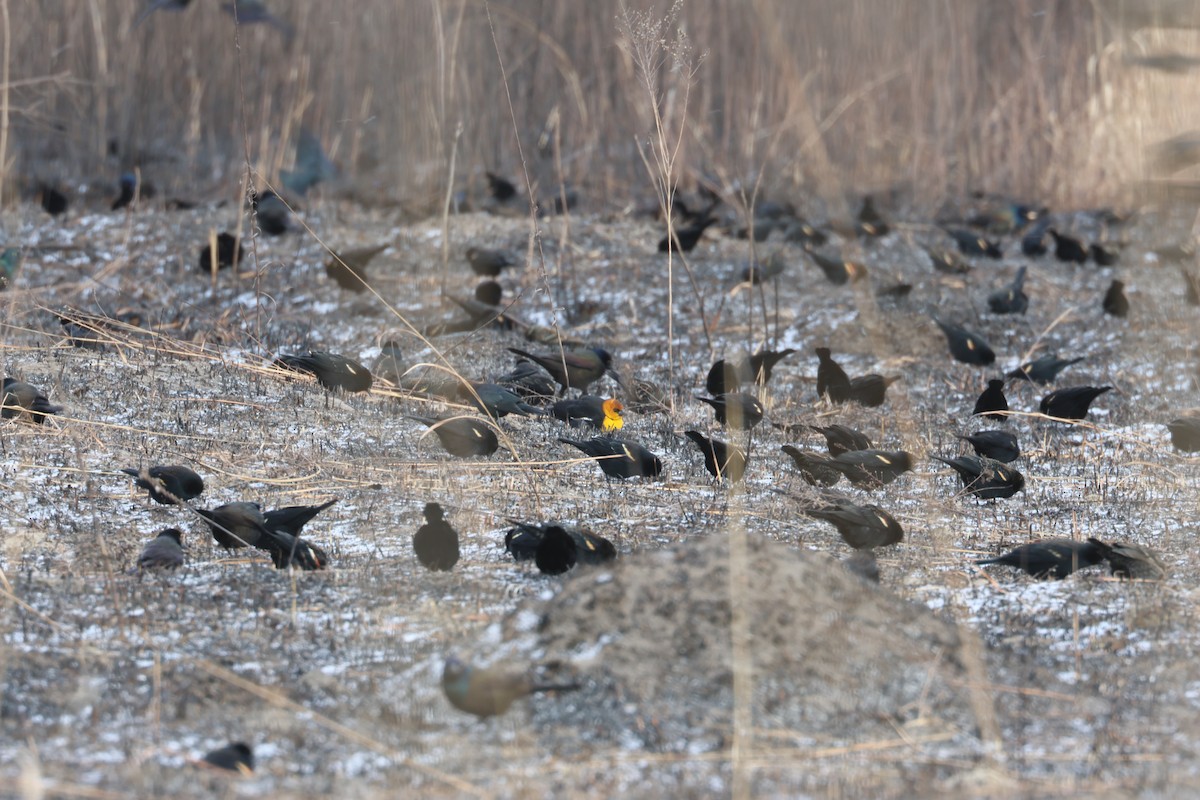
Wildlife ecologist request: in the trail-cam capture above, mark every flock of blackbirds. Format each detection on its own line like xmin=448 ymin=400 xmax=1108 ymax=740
xmin=10 ymin=156 xmax=1200 ymax=766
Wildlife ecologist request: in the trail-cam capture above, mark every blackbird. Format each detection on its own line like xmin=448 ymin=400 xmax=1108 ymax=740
xmin=1167 ymin=415 xmax=1200 ymax=452
xmin=1048 ymin=229 xmax=1088 ymax=264
xmin=200 ymin=742 xmax=255 ymax=774
xmin=325 ymin=244 xmax=387 ymax=291
xmin=505 ymin=521 xmax=616 ymax=567
xmin=808 ymin=250 xmax=866 ymax=285
xmin=112 ymin=173 xmax=138 ymax=211
xmin=558 ymin=435 xmax=663 ymax=480
xmin=197 ymin=502 xmax=270 ymax=549
xmin=659 ymin=216 xmax=716 ymax=252
xmin=972 ymin=379 xmax=1009 ymax=420
xmin=932 ymin=454 xmax=1024 ymax=499
xmin=413 ymin=502 xmax=460 ymax=571
xmin=733 ymin=348 xmax=796 ymax=387
xmin=259 ymin=528 xmax=328 ymax=570
xmin=38 ymin=184 xmax=69 ymax=216
xmin=1039 ymin=385 xmax=1112 ymax=420
xmin=406 ymin=415 xmax=499 ymax=457
xmin=856 ymin=195 xmax=890 ymax=237
xmin=684 ymin=431 xmax=747 ymax=482
xmin=695 ymin=392 xmax=764 ymax=430
xmin=804 ymin=499 xmax=904 ymax=549
xmin=1102 ymin=279 xmax=1130 ymax=318
xmin=250 ymin=190 xmax=289 ymax=235
xmin=280 ymin=128 xmax=336 ymax=197
xmin=1086 ymin=538 xmax=1168 ymax=580
xmin=464 ymin=382 xmax=543 ymax=418
xmin=137 ymin=528 xmax=185 ymax=572
xmin=550 ymin=396 xmax=624 ymax=432
xmin=958 ymin=430 xmax=1020 ymax=463
xmin=1090 ymin=243 xmax=1119 ymax=266
xmin=198 ymin=231 xmax=243 ymax=272
xmin=946 ymin=228 xmax=1002 ymax=259
xmin=783 ymin=219 xmax=828 ymax=247
xmin=498 ymin=360 xmax=558 ymax=402
xmin=705 ymin=359 xmax=740 ymax=396
xmin=933 ymin=318 xmax=995 ymax=366
xmin=442 ymin=656 xmax=581 ymax=718
xmin=372 ymin=341 xmax=406 ymax=384
xmin=815 ymin=347 xmax=852 ymax=403
xmin=780 ymin=445 xmax=842 ymax=486
xmin=827 ymin=449 xmax=914 ymax=486
xmin=466 ymin=246 xmax=519 ymax=277
xmin=263 ymin=499 xmax=337 ymax=538
xmin=486 ymin=171 xmax=517 ymax=202
xmin=275 ymin=351 xmax=373 ymax=392
xmin=121 ymin=465 xmax=205 ymax=505
xmin=507 ymin=346 xmax=616 ymax=394
xmin=808 ymin=424 xmax=872 ymax=457
xmin=1021 ymin=219 xmax=1050 ymax=257
xmin=976 ymin=539 xmax=1103 ymax=579
xmin=987 ymin=266 xmax=1029 ymax=314
xmin=848 ymin=374 xmax=901 ymax=407
xmin=1006 ymin=355 xmax=1084 ymax=385
xmin=927 ymin=247 xmax=971 ymax=275
xmin=2 ymin=377 xmax=63 ymax=424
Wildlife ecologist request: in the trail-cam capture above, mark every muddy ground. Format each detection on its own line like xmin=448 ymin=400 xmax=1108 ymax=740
xmin=1 ymin=193 xmax=1200 ymax=798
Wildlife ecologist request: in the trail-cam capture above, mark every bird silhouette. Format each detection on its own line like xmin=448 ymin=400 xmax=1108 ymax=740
xmin=958 ymin=430 xmax=1020 ymax=463
xmin=804 ymin=498 xmax=904 ymax=549
xmin=976 ymin=539 xmax=1102 ymax=579
xmin=780 ymin=445 xmax=841 ymax=486
xmin=259 ymin=528 xmax=328 ymax=570
xmin=466 ymin=246 xmax=519 ymax=277
xmin=37 ymin=185 xmax=69 ymax=217
xmin=326 ymin=245 xmax=387 ymax=291
xmin=486 ymin=172 xmax=517 ymax=202
xmin=507 ymin=346 xmax=616 ymax=394
xmin=808 ymin=424 xmax=872 ymax=457
xmin=1006 ymin=355 xmax=1084 ymax=385
xmin=406 ymin=415 xmax=499 ymax=457
xmin=933 ymin=318 xmax=995 ymax=366
xmin=932 ymin=454 xmax=1024 ymax=499
xmin=2 ymin=377 xmax=62 ymax=424
xmin=275 ymin=351 xmax=373 ymax=392
xmin=1102 ymin=279 xmax=1130 ymax=318
xmin=198 ymin=232 xmax=244 ymax=272
xmin=827 ymin=449 xmax=914 ymax=487
xmin=200 ymin=742 xmax=254 ymax=774
xmin=250 ymin=190 xmax=289 ymax=235
xmin=695 ymin=392 xmax=764 ymax=430
xmin=111 ymin=173 xmax=139 ymax=210
xmin=683 ymin=430 xmax=747 ymax=482
xmin=441 ymin=656 xmax=580 ymax=718
xmin=558 ymin=435 xmax=663 ymax=480
xmin=848 ymin=374 xmax=900 ymax=407
xmin=121 ymin=465 xmax=204 ymax=505
xmin=463 ymin=382 xmax=543 ymax=418
xmin=972 ymin=379 xmax=1008 ymax=420
xmin=505 ymin=522 xmax=616 ymax=568
xmin=1047 ymin=229 xmax=1088 ymax=264
xmin=281 ymin=129 xmax=336 ymax=197
xmin=815 ymin=348 xmax=852 ymax=403
xmin=137 ymin=528 xmax=185 ymax=572
xmin=807 ymin=250 xmax=866 ymax=285
xmin=197 ymin=502 xmax=271 ymax=550
xmin=946 ymin=228 xmax=1002 ymax=259
xmin=987 ymin=266 xmax=1028 ymax=315
xmin=413 ymin=502 xmax=459 ymax=571
xmin=1039 ymin=386 xmax=1112 ymax=420
xmin=659 ymin=215 xmax=716 ymax=253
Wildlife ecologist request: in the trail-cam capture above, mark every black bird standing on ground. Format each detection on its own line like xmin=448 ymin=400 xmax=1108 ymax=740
xmin=1090 ymin=243 xmax=1119 ymax=266
xmin=1167 ymin=415 xmax=1200 ymax=452
xmin=933 ymin=455 xmax=1024 ymax=499
xmin=804 ymin=499 xmax=905 ymax=550
xmin=442 ymin=656 xmax=581 ymax=718
xmin=683 ymin=431 xmax=747 ymax=482
xmin=946 ymin=228 xmax=1003 ymax=259
xmin=958 ymin=430 xmax=1020 ymax=463
xmin=1086 ymin=538 xmax=1168 ymax=580
xmin=259 ymin=528 xmax=328 ymax=570
xmin=733 ymin=348 xmax=796 ymax=388
xmin=1 ymin=377 xmax=62 ymax=424
xmin=507 ymin=346 xmax=616 ymax=394
xmin=197 ymin=502 xmax=271 ymax=550
xmin=137 ymin=529 xmax=185 ymax=572
xmin=1103 ymin=279 xmax=1130 ymax=317
xmin=815 ymin=347 xmax=852 ymax=403
xmin=466 ymin=246 xmax=519 ymax=277
xmin=38 ymin=184 xmax=69 ymax=216
xmin=856 ymin=195 xmax=890 ymax=237
xmin=827 ymin=449 xmax=914 ymax=487
xmin=976 ymin=539 xmax=1103 ymax=579
xmin=987 ymin=266 xmax=1029 ymax=314
xmin=505 ymin=522 xmax=616 ymax=568
xmin=250 ymin=190 xmax=289 ymax=235
xmin=780 ymin=446 xmax=842 ymax=486
xmin=1048 ymin=229 xmax=1088 ymax=264
xmin=1021 ymin=218 xmax=1050 ymax=257
xmin=198 ymin=232 xmax=244 ymax=272
xmin=1039 ymin=386 xmax=1112 ymax=420
xmin=201 ymin=742 xmax=255 ymax=774
xmin=275 ymin=351 xmax=373 ymax=392
xmin=558 ymin=436 xmax=663 ymax=480
xmin=808 ymin=424 xmax=872 ymax=457
xmin=111 ymin=173 xmax=138 ymax=211
xmin=848 ymin=373 xmax=901 ymax=407
xmin=972 ymin=379 xmax=1009 ymax=420
xmin=413 ymin=502 xmax=459 ymax=571
xmin=933 ymin=318 xmax=995 ymax=366
xmin=1007 ymin=355 xmax=1084 ymax=385
xmin=807 ymin=250 xmax=866 ymax=285
xmin=695 ymin=392 xmax=764 ymax=430
xmin=121 ymin=465 xmax=204 ymax=505
xmin=659 ymin=215 xmax=716 ymax=253
xmin=406 ymin=415 xmax=499 ymax=457
xmin=486 ymin=172 xmax=517 ymax=202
